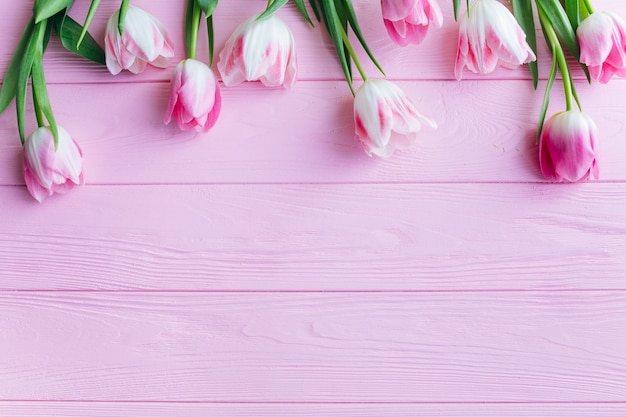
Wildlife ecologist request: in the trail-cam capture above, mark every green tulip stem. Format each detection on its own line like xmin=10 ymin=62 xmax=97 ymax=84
xmin=118 ymin=0 xmax=130 ymax=35
xmin=340 ymin=25 xmax=368 ymax=82
xmin=189 ymin=1 xmax=201 ymax=60
xmin=539 ymin=6 xmax=573 ymax=111
xmin=32 ymin=81 xmax=44 ymax=128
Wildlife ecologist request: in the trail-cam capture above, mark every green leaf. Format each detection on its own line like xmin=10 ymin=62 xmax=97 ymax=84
xmin=339 ymin=0 xmax=385 ymax=77
xmin=197 ymin=0 xmax=219 ymax=16
xmin=16 ymin=22 xmax=46 ymax=144
xmin=0 ymin=17 xmax=35 ymax=115
xmin=453 ymin=0 xmax=461 ymax=21
xmin=512 ymin=0 xmax=538 ymax=89
xmin=207 ymin=15 xmax=215 ymax=66
xmin=77 ymin=0 xmax=101 ymax=48
xmin=535 ymin=0 xmax=579 ymax=59
xmin=293 ymin=0 xmax=313 ymax=26
xmin=257 ymin=0 xmax=289 ymax=21
xmin=319 ymin=0 xmax=353 ymax=93
xmin=309 ymin=0 xmax=321 ymax=22
xmin=564 ymin=0 xmax=579 ymax=31
xmin=33 ymin=0 xmax=74 ymax=23
xmin=55 ymin=14 xmax=106 ymax=65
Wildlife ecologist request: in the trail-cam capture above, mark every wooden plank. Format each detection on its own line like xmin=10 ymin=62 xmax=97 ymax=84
xmin=1 ymin=291 xmax=625 ymax=402
xmin=1 ymin=183 xmax=626 ymax=291
xmin=1 ymin=0 xmax=619 ymax=83
xmin=2 ymin=402 xmax=626 ymax=417
xmin=0 ymin=79 xmax=623 ymax=185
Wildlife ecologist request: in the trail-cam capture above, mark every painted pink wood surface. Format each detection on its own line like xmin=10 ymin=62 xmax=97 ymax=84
xmin=2 ymin=0 xmax=626 ymax=415
xmin=2 ymin=292 xmax=626 ymax=402
xmin=1 ymin=183 xmax=626 ymax=291
xmin=3 ymin=403 xmax=626 ymax=417
xmin=1 ymin=80 xmax=625 ymax=185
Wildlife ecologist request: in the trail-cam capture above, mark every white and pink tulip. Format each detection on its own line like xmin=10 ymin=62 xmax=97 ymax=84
xmin=217 ymin=14 xmax=297 ymax=88
xmin=164 ymin=58 xmax=222 ymax=132
xmin=539 ymin=111 xmax=599 ymax=182
xmin=23 ymin=126 xmax=84 ymax=203
xmin=577 ymin=11 xmax=626 ymax=84
xmin=105 ymin=5 xmax=174 ymax=75
xmin=353 ymin=79 xmax=436 ymax=158
xmin=381 ymin=0 xmax=443 ymax=47
xmin=455 ymin=0 xmax=536 ymax=79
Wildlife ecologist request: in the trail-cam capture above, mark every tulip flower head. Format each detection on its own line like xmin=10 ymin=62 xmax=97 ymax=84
xmin=164 ymin=59 xmax=222 ymax=132
xmin=23 ymin=126 xmax=84 ymax=203
xmin=577 ymin=11 xmax=626 ymax=84
xmin=354 ymin=79 xmax=436 ymax=158
xmin=455 ymin=0 xmax=536 ymax=79
xmin=218 ymin=14 xmax=297 ymax=88
xmin=105 ymin=5 xmax=175 ymax=75
xmin=539 ymin=111 xmax=599 ymax=183
xmin=381 ymin=0 xmax=443 ymax=47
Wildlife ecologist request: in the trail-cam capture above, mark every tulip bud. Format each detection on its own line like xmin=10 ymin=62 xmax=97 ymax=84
xmin=164 ymin=59 xmax=222 ymax=132
xmin=354 ymin=79 xmax=436 ymax=158
xmin=105 ymin=5 xmax=175 ymax=75
xmin=539 ymin=111 xmax=599 ymax=182
xmin=23 ymin=126 xmax=84 ymax=202
xmin=381 ymin=0 xmax=443 ymax=47
xmin=577 ymin=11 xmax=626 ymax=83
xmin=217 ymin=14 xmax=297 ymax=88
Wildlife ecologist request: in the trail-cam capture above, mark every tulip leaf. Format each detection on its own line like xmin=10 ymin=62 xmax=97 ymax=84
xmin=537 ymin=51 xmax=558 ymax=144
xmin=78 ymin=0 xmax=101 ymax=48
xmin=535 ymin=0 xmax=578 ymax=59
xmin=309 ymin=0 xmax=321 ymax=22
xmin=512 ymin=0 xmax=538 ymax=89
xmin=333 ymin=0 xmax=352 ymax=81
xmin=338 ymin=0 xmax=385 ymax=77
xmin=16 ymin=22 xmax=47 ymax=145
xmin=207 ymin=15 xmax=215 ymax=66
xmin=564 ymin=0 xmax=579 ymax=31
xmin=196 ymin=0 xmax=218 ymax=16
xmin=453 ymin=0 xmax=461 ymax=21
xmin=33 ymin=0 xmax=74 ymax=23
xmin=55 ymin=13 xmax=106 ymax=65
xmin=0 ymin=17 xmax=35 ymax=115
xmin=293 ymin=0 xmax=313 ymax=26
xmin=257 ymin=0 xmax=289 ymax=21
xmin=317 ymin=0 xmax=354 ymax=93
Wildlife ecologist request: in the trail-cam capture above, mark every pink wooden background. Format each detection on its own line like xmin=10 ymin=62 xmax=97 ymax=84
xmin=2 ymin=0 xmax=626 ymax=415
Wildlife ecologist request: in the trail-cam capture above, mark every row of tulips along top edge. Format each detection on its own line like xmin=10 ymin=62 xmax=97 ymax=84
xmin=0 ymin=0 xmax=625 ymax=203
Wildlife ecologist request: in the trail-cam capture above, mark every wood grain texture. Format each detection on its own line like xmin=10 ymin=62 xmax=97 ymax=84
xmin=1 ymin=0 xmax=621 ymax=84
xmin=1 ymin=0 xmax=626 ymax=413
xmin=2 ymin=402 xmax=626 ymax=417
xmin=0 ymin=79 xmax=624 ymax=186
xmin=1 ymin=183 xmax=626 ymax=291
xmin=1 ymin=291 xmax=626 ymax=402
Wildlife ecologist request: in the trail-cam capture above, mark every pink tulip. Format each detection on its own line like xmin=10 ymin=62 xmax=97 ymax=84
xmin=105 ymin=5 xmax=174 ymax=75
xmin=354 ymin=79 xmax=436 ymax=158
xmin=217 ymin=14 xmax=297 ymax=88
xmin=455 ymin=0 xmax=536 ymax=80
xmin=577 ymin=11 xmax=626 ymax=83
xmin=539 ymin=111 xmax=599 ymax=182
xmin=381 ymin=0 xmax=443 ymax=47
xmin=23 ymin=126 xmax=84 ymax=203
xmin=164 ymin=59 xmax=222 ymax=132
